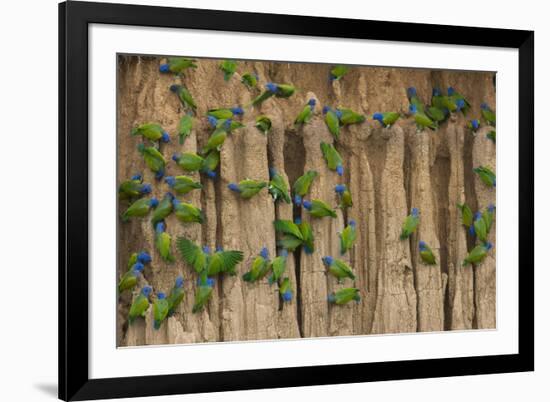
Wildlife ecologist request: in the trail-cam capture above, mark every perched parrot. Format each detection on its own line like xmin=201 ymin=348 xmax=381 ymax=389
xmin=131 ymin=123 xmax=170 ymax=143
xmin=409 ymin=104 xmax=437 ymax=131
xmin=137 ymin=143 xmax=166 ymax=180
xmin=227 ymin=179 xmax=268 ymax=199
xmin=481 ymin=102 xmax=496 ymax=126
xmin=373 ymin=112 xmax=400 ymax=128
xmin=241 ymin=72 xmax=258 ymax=88
xmin=268 ymin=168 xmax=291 ymax=204
xmin=172 ymin=198 xmax=204 ymax=224
xmin=473 ymin=211 xmax=488 ymax=243
xmin=151 ymin=192 xmax=175 ymax=226
xmin=268 ymin=250 xmax=288 ymax=285
xmin=329 ymin=65 xmax=349 ymax=81
xmin=255 ymin=115 xmax=272 ymax=134
xmin=322 ymin=256 xmax=355 ymax=283
xmin=121 ymin=197 xmax=158 ymax=222
xmin=339 ymin=220 xmax=357 ymax=255
xmin=447 ymin=87 xmax=471 ymax=114
xmin=219 ymin=60 xmax=237 ymax=81
xmin=430 ymin=88 xmax=449 ymax=113
xmin=127 ymin=251 xmax=152 ymax=268
xmin=407 ymin=87 xmax=425 ymax=113
xmin=201 ymin=150 xmax=220 ymax=179
xmin=176 ymin=237 xmax=209 ymax=273
xmin=486 ymin=130 xmax=496 ymax=143
xmin=302 ymin=199 xmax=337 ymax=218
xmin=292 ymin=170 xmax=318 ymax=206
xmin=426 ymin=105 xmax=448 ymax=126
xmin=297 ymin=218 xmax=315 ymax=254
xmin=400 ymin=208 xmax=420 ymax=240
xmin=320 ymin=142 xmax=344 ymax=176
xmin=335 ymin=184 xmax=352 ymax=209
xmin=166 ymin=276 xmax=185 ymax=316
xmin=172 ymin=152 xmax=218 ymax=178
xmin=206 ymin=246 xmax=244 ymax=276
xmin=155 ymin=221 xmax=175 ymax=263
xmin=474 ymin=166 xmax=496 ymax=187
xmin=294 ymin=98 xmax=316 ymax=126
xmin=153 ymin=292 xmax=169 ymax=330
xmin=178 ymin=114 xmax=194 ymax=145
xmin=242 ymin=247 xmax=271 ymax=282
xmin=419 ymin=241 xmax=437 ymax=265
xmin=328 ymin=287 xmax=361 ymax=305
xmin=165 ymin=175 xmax=202 ymax=195
xmin=128 ymin=286 xmax=152 ymax=325
xmin=278 ymin=277 xmax=293 ymax=302
xmin=457 ymin=202 xmax=475 ymax=236
xmin=468 ymin=119 xmax=480 ymax=133
xmin=169 ymin=84 xmax=197 ymax=111
xmin=159 ymin=57 xmax=197 ymax=75
xmin=273 ymin=218 xmax=314 ymax=254
xmin=118 ymin=175 xmax=151 ymax=200
xmin=249 ymin=82 xmax=295 ymax=106
xmin=323 ymin=106 xmax=341 ymax=140
xmin=117 ymin=262 xmax=144 ymax=294
xmin=192 ymin=277 xmax=215 ymax=313
xmin=483 ymin=204 xmax=496 ymax=234
xmin=201 ymin=121 xmax=232 ymax=154
xmin=337 ymin=107 xmax=366 ymax=126
xmin=207 ymin=106 xmax=244 ymax=120
xmin=463 ymin=242 xmax=493 ymax=266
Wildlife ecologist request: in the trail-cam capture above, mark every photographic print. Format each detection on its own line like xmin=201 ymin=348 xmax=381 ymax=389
xmin=116 ymin=55 xmax=496 ymax=347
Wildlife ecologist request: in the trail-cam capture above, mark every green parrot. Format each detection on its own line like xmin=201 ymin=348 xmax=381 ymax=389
xmin=212 ymin=118 xmax=245 ymax=131
xmin=241 ymin=72 xmax=258 ymax=88
xmin=328 ymin=287 xmax=361 ymax=305
xmin=249 ymin=82 xmax=295 ymax=106
xmin=292 ymin=170 xmax=318 ymax=206
xmin=201 ymin=150 xmax=220 ymax=179
xmin=205 ymin=246 xmax=244 ymax=276
xmin=118 ymin=174 xmax=151 ymax=200
xmin=268 ymin=168 xmax=291 ymax=204
xmin=320 ymin=142 xmax=344 ymax=176
xmin=167 ymin=276 xmax=185 ymax=316
xmin=418 ymin=241 xmax=437 ymax=265
xmin=220 ymin=60 xmax=237 ymax=81
xmin=176 ymin=237 xmax=209 ymax=273
xmin=255 ymin=115 xmax=272 ymax=134
xmin=294 ymin=98 xmax=316 ymax=126
xmin=192 ymin=277 xmax=215 ymax=313
xmin=409 ymin=104 xmax=437 ymax=131
xmin=322 ymin=256 xmax=355 ymax=283
xmin=486 ymin=130 xmax=496 ymax=143
xmin=151 ymin=192 xmax=175 ymax=226
xmin=330 ymin=65 xmax=349 ymax=81
xmin=268 ymin=250 xmax=288 ymax=285
xmin=473 ymin=211 xmax=488 ymax=243
xmin=172 ymin=198 xmax=203 ymax=224
xmin=463 ymin=242 xmax=493 ymax=266
xmin=153 ymin=292 xmax=170 ymax=330
xmin=447 ymin=87 xmax=470 ymax=114
xmin=339 ymin=220 xmax=357 ymax=255
xmin=242 ymin=247 xmax=271 ymax=282
xmin=202 ymin=125 xmax=230 ymax=154
xmin=335 ymin=184 xmax=352 ymax=209
xmin=400 ymin=208 xmax=420 ymax=240
xmin=227 ymin=179 xmax=268 ymax=199
xmin=278 ymin=277 xmax=293 ymax=302
xmin=273 ymin=218 xmax=314 ymax=254
xmin=165 ymin=175 xmax=202 ymax=195
xmin=323 ymin=106 xmax=341 ymax=140
xmin=121 ymin=197 xmax=158 ymax=222
xmin=131 ymin=123 xmax=170 ymax=143
xmin=159 ymin=57 xmax=197 ymax=75
xmin=207 ymin=106 xmax=244 ymax=120
xmin=178 ymin=114 xmax=194 ymax=145
xmin=457 ymin=202 xmax=474 ymax=236
xmin=474 ymin=166 xmax=496 ymax=187
xmin=172 ymin=152 xmax=219 ymax=179
xmin=127 ymin=251 xmax=152 ymax=269
xmin=372 ymin=112 xmax=400 ymax=128
xmin=481 ymin=102 xmax=496 ymax=126
xmin=137 ymin=143 xmax=166 ymax=180
xmin=426 ymin=106 xmax=447 ymax=126
xmin=128 ymin=286 xmax=152 ymax=325
xmin=154 ymin=221 xmax=175 ymax=263
xmin=337 ymin=107 xmax=366 ymax=126
xmin=407 ymin=87 xmax=425 ymax=114
xmin=302 ymin=199 xmax=337 ymax=219
xmin=117 ymin=262 xmax=144 ymax=295
xmin=482 ymin=204 xmax=496 ymax=234
xmin=169 ymin=84 xmax=197 ymax=111
xmin=467 ymin=119 xmax=480 ymax=133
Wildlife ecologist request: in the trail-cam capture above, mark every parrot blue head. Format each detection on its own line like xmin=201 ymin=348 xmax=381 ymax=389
xmin=281 ymin=249 xmax=289 ymax=258
xmin=175 ymin=276 xmax=184 ymax=288
xmin=328 ymin=293 xmax=336 ymax=303
xmin=294 ymin=217 xmax=302 ymax=225
xmin=411 ymin=208 xmax=419 ymax=217
xmin=202 ymin=245 xmax=211 ymax=255
xmin=469 ymin=225 xmax=475 ymax=236
xmin=484 ymin=242 xmax=493 ymax=251
xmin=149 ymin=198 xmax=159 ymax=208
xmin=455 ymin=98 xmax=465 ymax=111
xmin=293 ymin=194 xmax=302 ymax=206
xmin=266 ymin=82 xmax=278 ymax=92
xmin=269 ymin=167 xmax=277 ymax=179
xmin=335 ymin=184 xmax=346 ymax=194
xmin=142 ymin=286 xmax=152 ymax=297
xmin=198 ymin=277 xmax=215 ymax=287
xmin=322 ymin=106 xmax=330 ymax=115
xmin=157 ymin=292 xmax=166 ymax=300
xmin=206 ymin=170 xmax=217 ymax=179
xmin=419 ymin=241 xmax=427 ymax=251
xmin=282 ymin=290 xmax=292 ymax=302
xmin=161 ymin=132 xmax=170 ymax=143
xmin=471 ymin=119 xmax=480 ymax=130
xmin=432 ymin=88 xmax=441 ymax=97
xmin=216 ymin=246 xmax=224 ymax=252
xmin=131 ymin=174 xmax=142 ymax=181
xmin=481 ymin=102 xmax=489 ymax=111
xmin=165 ymin=176 xmax=176 ymax=188
xmin=137 ymin=251 xmax=152 ymax=264
xmin=228 ymin=183 xmax=241 ymax=193
xmin=231 ymin=106 xmax=244 ymax=116
xmin=349 ymin=220 xmax=356 ymax=228
xmin=159 ymin=63 xmax=169 ymax=73
xmin=224 ymin=119 xmax=232 ymax=130
xmin=474 ymin=211 xmax=482 ymax=221
xmin=308 ymin=98 xmax=316 ymax=107
xmin=302 ymin=200 xmax=312 ymax=210
xmin=487 ymin=204 xmax=496 ymax=213
xmin=336 ymin=164 xmax=344 ymax=177
xmin=335 ymin=110 xmax=343 ymax=120
xmin=373 ymin=113 xmax=383 ymax=122
xmin=140 ymin=184 xmax=152 ymax=194
xmin=155 ymin=221 xmax=165 ymax=233
xmin=447 ymin=87 xmax=456 ymax=96
xmin=407 ymin=87 xmax=417 ymax=98
xmin=169 ymin=84 xmax=179 ymax=93
xmin=260 ymin=247 xmax=269 ymax=259
xmin=207 ymin=115 xmax=218 ymax=128
xmin=155 ymin=169 xmax=165 ymax=181
xmin=409 ymin=104 xmax=418 ymax=114
xmin=172 ymin=153 xmax=181 ymax=162
xmin=322 ymin=256 xmax=334 ymax=266
xmin=171 ymin=197 xmax=181 ymax=208
xmin=133 ymin=262 xmax=145 ymax=273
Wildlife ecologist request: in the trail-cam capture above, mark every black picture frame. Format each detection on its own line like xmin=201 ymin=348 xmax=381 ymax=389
xmin=59 ymin=1 xmax=534 ymax=400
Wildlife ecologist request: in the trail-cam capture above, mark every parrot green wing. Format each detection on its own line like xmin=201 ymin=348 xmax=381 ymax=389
xmin=382 ymin=112 xmax=400 ymax=127
xmin=121 ymin=198 xmax=151 ymax=221
xmin=118 ymin=179 xmax=142 ymax=200
xmin=268 ymin=256 xmax=286 ymax=284
xmin=293 ymin=170 xmax=318 ymax=197
xmin=128 ymin=294 xmax=149 ymax=324
xmin=330 ymin=65 xmax=349 ymax=80
xmin=238 ymin=180 xmax=268 ymax=199
xmin=340 ymin=225 xmax=357 ymax=255
xmin=426 ymin=106 xmax=447 ymax=122
xmin=269 ymin=174 xmax=291 ymax=203
xmin=156 ymin=231 xmax=175 ymax=263
xmin=457 ymin=203 xmax=473 ymax=227
xmin=153 ymin=298 xmax=170 ymax=330
xmin=128 ymin=253 xmax=138 ymax=269
xmin=255 ymin=115 xmax=272 ymax=134
xmin=325 ymin=110 xmax=340 ymax=140
xmin=310 ymin=199 xmax=337 ymax=218
xmin=415 ymin=112 xmax=437 ymax=130
xmin=332 ymin=287 xmax=360 ymax=305
xmin=474 ymin=217 xmax=488 ymax=243
xmin=273 ymin=220 xmax=304 ymax=240
xmin=250 ymin=90 xmax=275 ymax=106
xmin=176 ymin=237 xmax=207 ymax=273
xmin=220 ymin=60 xmax=237 ymax=81
xmin=274 ymin=84 xmax=296 ymax=98
xmin=141 ymin=146 xmax=166 ymax=173
xmin=167 ymin=287 xmax=184 ymax=315
xmin=279 ymin=277 xmax=292 ymax=295
xmin=201 ymin=150 xmax=220 ymax=173
xmin=420 ymin=247 xmax=437 ymax=265
xmin=118 ymin=270 xmax=138 ymax=294
xmin=299 ymin=222 xmax=315 ymax=254
xmin=192 ymin=285 xmax=213 ymax=313
xmin=217 ymin=250 xmax=245 ymax=275
xmin=207 ymin=108 xmax=233 ymax=119
xmin=463 ymin=245 xmax=488 ymax=266
xmin=178 ymin=115 xmax=194 ymax=145
xmin=202 ymin=127 xmax=227 ymax=154
xmin=177 ymin=152 xmax=204 ymax=171
xmin=320 ymin=142 xmax=343 ymax=171
xmin=241 ymin=73 xmax=258 ymax=88
xmin=332 ymin=259 xmax=355 ymax=280
xmin=338 ymin=108 xmax=366 ymax=125
xmin=294 ymin=104 xmax=313 ymax=125
xmin=400 ymin=214 xmax=419 ymax=239
xmin=151 ymin=196 xmax=173 ymax=225
xmin=175 ymin=202 xmax=204 ymax=223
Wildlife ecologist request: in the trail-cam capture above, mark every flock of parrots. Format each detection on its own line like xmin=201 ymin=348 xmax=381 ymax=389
xmin=118 ymin=57 xmax=496 ymax=330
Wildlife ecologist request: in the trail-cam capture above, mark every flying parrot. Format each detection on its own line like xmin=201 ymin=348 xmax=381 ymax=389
xmin=474 ymin=166 xmax=496 ymax=187
xmin=205 ymin=246 xmax=244 ymax=276
xmin=400 ymin=207 xmax=420 ymax=240
xmin=255 ymin=115 xmax=272 ymax=134
xmin=165 ymin=175 xmax=202 ymax=195
xmin=294 ymin=98 xmax=316 ymax=126
xmin=322 ymin=256 xmax=355 ymax=283
xmin=121 ymin=197 xmax=158 ymax=222
xmin=169 ymin=84 xmax=197 ymax=111
xmin=292 ymin=170 xmax=318 ymax=206
xmin=481 ymin=102 xmax=496 ymax=126
xmin=159 ymin=57 xmax=197 ymax=75
xmin=419 ymin=241 xmax=437 ymax=265
xmin=151 ymin=192 xmax=175 ymax=226
xmin=155 ymin=221 xmax=175 ymax=263
xmin=241 ymin=72 xmax=258 ymax=88
xmin=372 ymin=112 xmax=400 ymax=128
xmin=473 ymin=211 xmax=488 ymax=243
xmin=463 ymin=242 xmax=493 ymax=266
xmin=268 ymin=168 xmax=291 ymax=204
xmin=328 ymin=287 xmax=361 ymax=305
xmin=178 ymin=114 xmax=194 ymax=145
xmin=167 ymin=276 xmax=185 ymax=316
xmin=468 ymin=119 xmax=480 ymax=133
xmin=172 ymin=197 xmax=204 ymax=224
xmin=329 ymin=65 xmax=349 ymax=81
xmin=335 ymin=184 xmax=352 ymax=209
xmin=137 ymin=143 xmax=166 ymax=180
xmin=320 ymin=142 xmax=344 ymax=176
xmin=207 ymin=106 xmax=244 ymax=120
xmin=337 ymin=107 xmax=366 ymax=126
xmin=302 ymin=199 xmax=337 ymax=219
xmin=278 ymin=277 xmax=293 ymax=302
xmin=242 ymin=247 xmax=271 ymax=282
xmin=117 ymin=262 xmax=144 ymax=294
xmin=227 ymin=179 xmax=268 ymax=199
xmin=176 ymin=237 xmax=209 ymax=273
xmin=407 ymin=87 xmax=425 ymax=114
xmin=483 ymin=204 xmax=496 ymax=234
xmin=268 ymin=250 xmax=288 ymax=285
xmin=339 ymin=220 xmax=357 ymax=255
xmin=153 ymin=292 xmax=170 ymax=330
xmin=323 ymin=106 xmax=341 ymax=140
xmin=273 ymin=218 xmax=314 ymax=254
xmin=486 ymin=130 xmax=496 ymax=143
xmin=409 ymin=104 xmax=437 ymax=131
xmin=192 ymin=277 xmax=215 ymax=313
xmin=219 ymin=60 xmax=237 ymax=81
xmin=447 ymin=87 xmax=471 ymax=114
xmin=128 ymin=286 xmax=152 ymax=325
xmin=457 ymin=202 xmax=474 ymax=235
xmin=118 ymin=174 xmax=151 ymax=200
